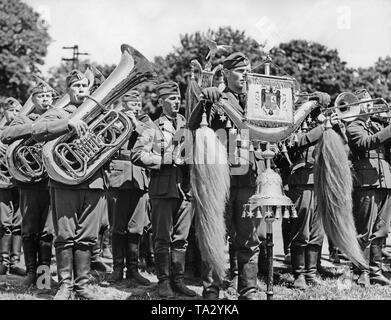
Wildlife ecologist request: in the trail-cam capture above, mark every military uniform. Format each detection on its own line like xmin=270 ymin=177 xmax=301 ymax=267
xmin=132 ymin=83 xmax=195 ymax=298
xmin=188 ymin=53 xmax=266 ymax=299
xmin=32 ymin=70 xmax=106 ymax=299
xmin=287 ymin=125 xmax=326 ymax=288
xmin=0 ymin=121 xmax=23 ymax=276
xmin=346 ymin=117 xmax=391 ymax=285
xmin=106 ymin=113 xmax=150 ymax=285
xmin=1 ymin=110 xmax=54 ymax=285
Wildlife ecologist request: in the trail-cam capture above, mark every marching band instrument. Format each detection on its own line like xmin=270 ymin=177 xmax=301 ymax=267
xmin=332 ymin=92 xmax=390 ymax=122
xmin=0 ymin=96 xmax=35 ymax=187
xmin=5 ymin=67 xmax=104 ymax=184
xmin=42 ymin=44 xmax=155 ymax=185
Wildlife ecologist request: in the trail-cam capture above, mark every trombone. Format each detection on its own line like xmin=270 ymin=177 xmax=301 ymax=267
xmin=327 ymin=92 xmax=391 ymax=122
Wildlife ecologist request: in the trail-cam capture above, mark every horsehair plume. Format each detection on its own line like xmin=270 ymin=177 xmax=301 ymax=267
xmin=314 ymin=129 xmax=367 ymax=269
xmin=191 ymin=125 xmax=230 ymax=280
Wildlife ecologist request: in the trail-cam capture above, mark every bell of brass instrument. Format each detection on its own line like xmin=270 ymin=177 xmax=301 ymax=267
xmin=333 ymin=91 xmax=390 ymax=122
xmin=5 ymin=67 xmax=106 ymax=184
xmin=5 ymin=96 xmax=69 ymax=183
xmin=42 ymin=44 xmax=155 ymax=185
xmin=0 ymin=97 xmax=35 ymax=187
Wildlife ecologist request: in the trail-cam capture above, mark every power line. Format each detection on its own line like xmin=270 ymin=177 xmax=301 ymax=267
xmin=61 ymin=45 xmax=89 ymax=70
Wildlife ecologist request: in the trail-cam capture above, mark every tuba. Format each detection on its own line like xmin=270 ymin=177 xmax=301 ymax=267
xmin=42 ymin=44 xmax=155 ymax=185
xmin=6 ymin=67 xmax=104 ymax=184
xmin=0 ymin=97 xmax=35 ymax=187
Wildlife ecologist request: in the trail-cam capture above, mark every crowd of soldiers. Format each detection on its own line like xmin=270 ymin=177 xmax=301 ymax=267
xmin=0 ymin=50 xmax=391 ymax=300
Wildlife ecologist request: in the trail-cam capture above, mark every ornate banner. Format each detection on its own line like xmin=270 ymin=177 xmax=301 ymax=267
xmin=244 ymin=73 xmax=295 ymax=127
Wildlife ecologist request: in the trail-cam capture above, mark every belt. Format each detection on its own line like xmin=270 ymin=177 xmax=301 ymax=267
xmin=355 ymin=150 xmax=387 ymax=160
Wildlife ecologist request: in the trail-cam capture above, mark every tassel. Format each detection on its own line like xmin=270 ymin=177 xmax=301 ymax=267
xmin=314 ymin=129 xmax=367 ymax=269
xmin=191 ymin=125 xmax=230 ymax=280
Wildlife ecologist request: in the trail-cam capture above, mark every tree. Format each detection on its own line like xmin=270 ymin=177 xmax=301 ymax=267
xmin=153 ymin=26 xmax=264 ymax=96
xmin=270 ymin=40 xmax=354 ymax=100
xmin=354 ymin=56 xmax=391 ymax=101
xmin=0 ymin=0 xmax=51 ymax=102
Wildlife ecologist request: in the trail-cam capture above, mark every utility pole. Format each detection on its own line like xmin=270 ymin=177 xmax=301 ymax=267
xmin=62 ymin=45 xmax=89 ymax=70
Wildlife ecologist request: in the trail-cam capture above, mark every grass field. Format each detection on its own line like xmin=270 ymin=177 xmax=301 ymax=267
xmin=2 ymin=222 xmax=391 ymax=300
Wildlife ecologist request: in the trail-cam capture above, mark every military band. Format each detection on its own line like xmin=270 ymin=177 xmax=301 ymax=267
xmin=1 ymin=44 xmax=391 ymax=302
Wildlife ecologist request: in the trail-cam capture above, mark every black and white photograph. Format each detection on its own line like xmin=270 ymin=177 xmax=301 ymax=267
xmin=0 ymin=0 xmax=391 ymax=307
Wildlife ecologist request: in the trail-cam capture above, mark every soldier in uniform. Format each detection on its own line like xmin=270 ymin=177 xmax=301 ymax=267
xmin=346 ymin=89 xmax=391 ymax=286
xmin=32 ymin=70 xmax=105 ymax=300
xmin=131 ymin=81 xmax=196 ymax=299
xmin=106 ymin=90 xmax=150 ymax=286
xmin=188 ymin=52 xmax=264 ymax=300
xmin=287 ymin=103 xmax=342 ymax=290
xmin=1 ymin=84 xmax=56 ymax=287
xmin=0 ymin=99 xmax=24 ymax=277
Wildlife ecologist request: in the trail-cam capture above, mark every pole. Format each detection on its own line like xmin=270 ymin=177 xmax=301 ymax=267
xmin=266 ymin=217 xmax=274 ymax=300
xmin=62 ymin=45 xmax=89 ymax=71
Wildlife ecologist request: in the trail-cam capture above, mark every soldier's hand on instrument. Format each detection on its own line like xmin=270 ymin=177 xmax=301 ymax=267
xmin=201 ymin=87 xmax=222 ymax=104
xmin=68 ymin=118 xmax=88 ymax=137
xmin=330 ymin=112 xmax=339 ymax=126
xmin=311 ymin=91 xmax=331 ymax=107
xmin=124 ymin=110 xmax=138 ymax=127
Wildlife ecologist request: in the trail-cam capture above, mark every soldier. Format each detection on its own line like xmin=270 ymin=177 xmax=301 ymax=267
xmin=346 ymin=89 xmax=391 ymax=286
xmin=1 ymin=84 xmax=56 ymax=287
xmin=0 ymin=99 xmax=24 ymax=277
xmin=188 ymin=52 xmax=264 ymax=300
xmin=287 ymin=103 xmax=342 ymax=290
xmin=131 ymin=81 xmax=196 ymax=299
xmin=31 ymin=70 xmax=105 ymax=300
xmin=106 ymin=90 xmax=151 ymax=286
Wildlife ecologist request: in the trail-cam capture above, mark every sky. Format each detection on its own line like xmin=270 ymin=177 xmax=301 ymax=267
xmin=24 ymin=0 xmax=391 ymax=73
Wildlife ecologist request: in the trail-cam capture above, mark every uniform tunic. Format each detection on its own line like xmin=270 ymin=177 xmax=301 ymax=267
xmin=32 ymin=105 xmax=105 ymax=249
xmin=346 ymin=119 xmax=391 ymax=248
xmin=1 ymin=113 xmax=53 ymax=241
xmin=131 ymin=113 xmax=193 ymax=254
xmin=105 ymin=114 xmax=151 ymax=236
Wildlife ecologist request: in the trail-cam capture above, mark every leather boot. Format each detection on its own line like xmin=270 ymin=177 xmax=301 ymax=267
xmin=0 ymin=233 xmax=11 ymax=275
xmin=22 ymin=237 xmax=38 ymax=287
xmin=305 ymin=245 xmax=323 ymax=285
xmin=237 ymin=261 xmax=259 ymax=300
xmin=108 ymin=233 xmax=125 ymax=283
xmin=155 ymin=251 xmax=175 ymax=299
xmin=381 ymin=238 xmax=391 ymax=259
xmin=370 ymin=238 xmax=391 ymax=286
xmin=38 ymin=237 xmax=53 ymax=268
xmin=90 ymin=236 xmax=111 ymax=273
xmin=171 ymin=250 xmax=196 ymax=297
xmin=74 ymin=246 xmax=100 ymax=300
xmin=145 ymin=231 xmax=155 ymax=273
xmin=291 ymin=246 xmax=307 ymax=290
xmin=101 ymin=229 xmax=112 ymax=259
xmin=125 ymin=234 xmax=150 ymax=286
xmin=357 ymin=246 xmax=370 ymax=287
xmin=9 ymin=234 xmax=26 ymax=276
xmin=53 ymin=247 xmax=73 ymax=300
xmin=228 ymin=243 xmax=238 ymax=288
